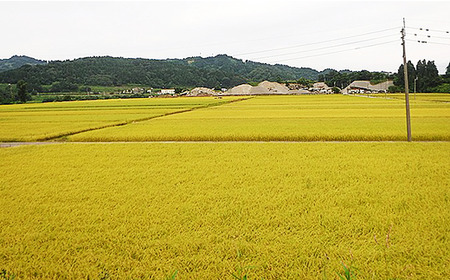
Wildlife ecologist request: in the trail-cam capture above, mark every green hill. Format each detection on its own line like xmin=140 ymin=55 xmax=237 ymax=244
xmin=0 ymin=55 xmax=46 ymax=72
xmin=175 ymin=54 xmax=319 ymax=81
xmin=0 ymin=55 xmax=319 ymax=91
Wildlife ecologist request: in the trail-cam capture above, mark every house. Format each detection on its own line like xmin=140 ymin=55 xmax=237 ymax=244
xmin=160 ymin=89 xmax=175 ymax=95
xmin=122 ymin=88 xmax=146 ymax=94
xmin=131 ymin=88 xmax=144 ymax=94
xmin=342 ymin=80 xmax=394 ymax=94
xmin=309 ymin=82 xmax=332 ymax=94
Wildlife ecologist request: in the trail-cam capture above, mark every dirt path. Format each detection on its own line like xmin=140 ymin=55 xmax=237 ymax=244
xmin=0 ymin=142 xmax=61 ymax=148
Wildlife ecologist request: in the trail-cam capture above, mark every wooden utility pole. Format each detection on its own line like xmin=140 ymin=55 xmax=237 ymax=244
xmin=401 ymin=18 xmax=412 ymax=142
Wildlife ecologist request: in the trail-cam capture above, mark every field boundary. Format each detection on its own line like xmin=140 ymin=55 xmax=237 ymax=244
xmin=351 ymin=93 xmax=450 ymax=103
xmin=2 ymin=140 xmax=449 ymax=148
xmin=0 ymin=142 xmax=61 ymax=148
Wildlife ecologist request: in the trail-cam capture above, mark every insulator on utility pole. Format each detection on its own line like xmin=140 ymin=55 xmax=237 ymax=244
xmin=401 ymin=18 xmax=412 ymax=142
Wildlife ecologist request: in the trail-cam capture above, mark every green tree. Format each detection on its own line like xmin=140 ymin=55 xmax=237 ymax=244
xmin=431 ymin=83 xmax=450 ymax=93
xmin=416 ymin=60 xmax=441 ymax=92
xmin=388 ymin=85 xmax=402 ymax=93
xmin=425 ymin=60 xmax=441 ymax=89
xmin=331 ymin=86 xmax=341 ymax=94
xmin=296 ymin=77 xmax=314 ymax=87
xmin=355 ymin=70 xmax=372 ymax=80
xmin=0 ymin=86 xmax=11 ymax=104
xmin=17 ymin=80 xmax=30 ymax=103
xmin=442 ymin=62 xmax=450 ymax=84
xmin=394 ymin=61 xmax=416 ymax=92
xmin=50 ymin=81 xmax=79 ymax=92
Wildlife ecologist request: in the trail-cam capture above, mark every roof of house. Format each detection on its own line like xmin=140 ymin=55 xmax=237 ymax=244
xmin=342 ymin=80 xmax=394 ymax=93
xmin=312 ymin=82 xmax=330 ymax=89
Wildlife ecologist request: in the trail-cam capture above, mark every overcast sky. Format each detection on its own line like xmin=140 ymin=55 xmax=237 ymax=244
xmin=1 ymin=0 xmax=449 ymax=73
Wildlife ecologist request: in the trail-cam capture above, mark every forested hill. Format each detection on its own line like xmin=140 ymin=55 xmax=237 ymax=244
xmin=173 ymin=55 xmax=319 ymax=81
xmin=0 ymin=55 xmax=46 ymax=72
xmin=0 ymin=55 xmax=320 ymax=91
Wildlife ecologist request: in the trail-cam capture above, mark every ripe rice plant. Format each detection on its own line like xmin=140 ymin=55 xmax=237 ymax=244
xmin=0 ymin=97 xmax=241 ymax=141
xmin=69 ymin=95 xmax=450 ymax=142
xmin=0 ymin=142 xmax=448 ymax=279
xmin=380 ymin=92 xmax=450 ymax=103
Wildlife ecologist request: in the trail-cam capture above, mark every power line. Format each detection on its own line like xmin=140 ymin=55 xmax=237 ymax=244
xmin=426 ymin=41 xmax=450 ymax=46
xmin=407 ymin=26 xmax=450 ymax=34
xmin=407 ymin=33 xmax=450 ymax=40
xmin=233 ymin=27 xmax=400 ymax=56
xmin=267 ymin=40 xmax=398 ymax=64
xmin=406 ymin=39 xmax=450 ymax=46
xmin=251 ymin=34 xmax=398 ymax=60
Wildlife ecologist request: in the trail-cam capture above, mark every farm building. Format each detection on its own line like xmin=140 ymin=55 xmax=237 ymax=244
xmin=342 ymin=80 xmax=393 ymax=94
xmin=309 ymin=82 xmax=332 ymax=94
xmin=160 ymin=89 xmax=175 ymax=95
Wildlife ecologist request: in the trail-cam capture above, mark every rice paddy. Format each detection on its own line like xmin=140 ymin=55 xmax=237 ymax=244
xmin=68 ymin=95 xmax=450 ymax=142
xmin=0 ymin=97 xmax=241 ymax=142
xmin=0 ymin=94 xmax=449 ymax=279
xmin=1 ymin=142 xmax=449 ymax=279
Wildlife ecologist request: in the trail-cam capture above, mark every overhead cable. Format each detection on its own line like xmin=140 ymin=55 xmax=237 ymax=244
xmin=267 ymin=40 xmax=398 ymax=64
xmin=233 ymin=27 xmax=400 ymax=56
xmin=252 ymin=34 xmax=398 ymax=60
xmin=407 ymin=26 xmax=450 ymax=34
xmin=406 ymin=39 xmax=450 ymax=46
xmin=407 ymin=33 xmax=450 ymax=40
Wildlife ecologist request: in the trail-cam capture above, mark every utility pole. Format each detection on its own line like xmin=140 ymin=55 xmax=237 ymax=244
xmin=401 ymin=18 xmax=412 ymax=142
xmin=414 ymin=77 xmax=418 ymax=100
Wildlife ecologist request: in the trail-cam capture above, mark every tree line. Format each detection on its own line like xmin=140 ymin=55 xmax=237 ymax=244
xmin=317 ymin=69 xmax=394 ymax=89
xmin=392 ymin=60 xmax=450 ymax=93
xmin=318 ymin=60 xmax=450 ymax=93
xmin=1 ymin=55 xmax=449 ymax=104
xmin=0 ymin=81 xmax=31 ymax=104
xmin=0 ymin=55 xmax=319 ymax=95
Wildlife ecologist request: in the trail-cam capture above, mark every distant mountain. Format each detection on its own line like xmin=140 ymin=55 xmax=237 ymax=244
xmin=0 ymin=55 xmax=46 ymax=72
xmin=0 ymin=55 xmax=322 ymax=91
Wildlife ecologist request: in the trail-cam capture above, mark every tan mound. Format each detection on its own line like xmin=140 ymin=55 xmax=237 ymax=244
xmin=226 ymin=81 xmax=294 ymax=95
xmin=187 ymin=87 xmax=216 ymax=96
xmin=225 ymin=84 xmax=253 ymax=95
xmin=257 ymin=81 xmax=290 ymax=94
xmin=249 ymin=85 xmax=269 ymax=94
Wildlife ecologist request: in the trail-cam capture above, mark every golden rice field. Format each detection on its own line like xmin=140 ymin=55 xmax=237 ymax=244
xmin=1 ymin=94 xmax=449 ymax=279
xmin=364 ymin=93 xmax=450 ymax=103
xmin=68 ymin=95 xmax=450 ymax=142
xmin=0 ymin=142 xmax=449 ymax=279
xmin=0 ymin=97 xmax=240 ymax=142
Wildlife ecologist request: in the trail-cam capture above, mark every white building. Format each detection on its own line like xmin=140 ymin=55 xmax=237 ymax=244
xmin=160 ymin=89 xmax=175 ymax=95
